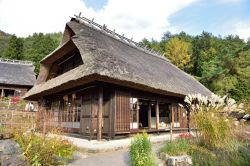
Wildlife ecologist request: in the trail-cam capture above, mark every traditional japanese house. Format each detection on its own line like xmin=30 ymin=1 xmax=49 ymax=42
xmin=0 ymin=59 xmax=36 ymax=98
xmin=24 ymin=15 xmax=212 ymax=140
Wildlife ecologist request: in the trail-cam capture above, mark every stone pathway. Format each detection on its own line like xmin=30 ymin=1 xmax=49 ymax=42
xmin=64 ymin=133 xmax=189 ymax=166
xmin=69 ymin=150 xmax=130 ymax=166
xmin=68 ymin=141 xmax=166 ymax=166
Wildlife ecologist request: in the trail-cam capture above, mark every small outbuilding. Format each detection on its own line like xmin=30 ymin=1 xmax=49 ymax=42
xmin=24 ymin=15 xmax=212 ymax=140
xmin=0 ymin=59 xmax=36 ymax=98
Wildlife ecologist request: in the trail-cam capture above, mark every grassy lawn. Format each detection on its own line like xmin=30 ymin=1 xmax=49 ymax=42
xmin=161 ymin=138 xmax=250 ymax=166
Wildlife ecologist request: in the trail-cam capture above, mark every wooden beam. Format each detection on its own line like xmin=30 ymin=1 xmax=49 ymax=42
xmin=148 ymin=103 xmax=151 ymax=129
xmin=97 ymin=87 xmax=103 ymax=141
xmin=156 ymin=100 xmax=159 ymax=130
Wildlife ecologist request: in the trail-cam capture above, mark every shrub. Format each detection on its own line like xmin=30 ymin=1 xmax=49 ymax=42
xmin=190 ymin=142 xmax=250 ymax=166
xmin=192 ymin=110 xmax=232 ymax=148
xmin=12 ymin=128 xmax=76 ymax=165
xmin=160 ymin=138 xmax=250 ymax=166
xmin=129 ymin=132 xmax=155 ymax=166
xmin=161 ymin=139 xmax=190 ymax=156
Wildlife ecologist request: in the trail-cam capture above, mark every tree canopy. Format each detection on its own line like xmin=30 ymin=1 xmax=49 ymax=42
xmin=0 ymin=32 xmax=62 ymax=73
xmin=141 ymin=31 xmax=250 ymax=102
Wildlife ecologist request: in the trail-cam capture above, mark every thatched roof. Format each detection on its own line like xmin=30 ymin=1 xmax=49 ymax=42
xmin=24 ymin=16 xmax=212 ymax=100
xmin=0 ymin=59 xmax=36 ymax=87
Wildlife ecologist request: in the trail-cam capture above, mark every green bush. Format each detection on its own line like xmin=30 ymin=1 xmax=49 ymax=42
xmin=13 ymin=129 xmax=76 ymax=166
xmin=129 ymin=132 xmax=155 ymax=166
xmin=160 ymin=138 xmax=250 ymax=166
xmin=161 ymin=139 xmax=190 ymax=155
xmin=190 ymin=143 xmax=250 ymax=166
xmin=192 ymin=110 xmax=232 ymax=148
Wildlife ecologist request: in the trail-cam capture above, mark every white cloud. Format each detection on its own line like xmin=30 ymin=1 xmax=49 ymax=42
xmin=0 ymin=0 xmax=197 ymax=41
xmin=232 ymin=21 xmax=250 ymax=41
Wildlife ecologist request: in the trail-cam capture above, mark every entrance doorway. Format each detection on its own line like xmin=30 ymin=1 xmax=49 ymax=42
xmin=138 ymin=99 xmax=149 ymax=128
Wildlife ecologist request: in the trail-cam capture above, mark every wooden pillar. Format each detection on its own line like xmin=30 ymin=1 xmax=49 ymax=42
xmin=109 ymin=92 xmax=112 ymax=139
xmin=187 ymin=108 xmax=191 ymax=132
xmin=156 ymin=100 xmax=159 ymax=130
xmin=170 ymin=104 xmax=174 ymax=141
xmin=72 ymin=94 xmax=76 ymax=128
xmin=148 ymin=103 xmax=151 ymax=129
xmin=171 ymin=104 xmax=175 ymax=128
xmin=112 ymin=91 xmax=117 ymax=138
xmin=1 ymin=89 xmax=4 ymax=97
xmin=97 ymin=87 xmax=103 ymax=141
xmin=136 ymin=100 xmax=139 ymax=127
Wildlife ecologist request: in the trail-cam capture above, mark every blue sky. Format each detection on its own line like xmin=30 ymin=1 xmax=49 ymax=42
xmin=169 ymin=0 xmax=250 ymax=37
xmin=84 ymin=0 xmax=108 ymax=10
xmin=0 ymin=0 xmax=249 ymax=41
xmin=83 ymin=0 xmax=250 ymax=39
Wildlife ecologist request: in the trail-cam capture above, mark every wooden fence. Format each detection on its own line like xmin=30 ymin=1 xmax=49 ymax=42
xmin=0 ymin=110 xmax=37 ymax=129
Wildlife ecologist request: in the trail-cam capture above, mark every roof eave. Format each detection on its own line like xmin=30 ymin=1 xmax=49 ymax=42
xmin=24 ymin=73 xmax=188 ymax=101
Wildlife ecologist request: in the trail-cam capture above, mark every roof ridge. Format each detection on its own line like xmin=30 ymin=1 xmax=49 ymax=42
xmin=0 ymin=58 xmax=33 ymax=65
xmin=73 ymin=13 xmax=169 ymax=62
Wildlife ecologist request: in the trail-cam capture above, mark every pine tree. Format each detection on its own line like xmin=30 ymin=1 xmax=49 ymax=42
xmin=4 ymin=35 xmax=24 ymax=60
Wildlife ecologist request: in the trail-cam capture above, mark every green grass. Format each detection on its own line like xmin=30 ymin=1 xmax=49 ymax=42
xmin=161 ymin=139 xmax=190 ymax=155
xmin=161 ymin=138 xmax=250 ymax=166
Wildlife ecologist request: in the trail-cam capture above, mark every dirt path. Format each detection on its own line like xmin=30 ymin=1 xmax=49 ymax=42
xmin=68 ymin=150 xmax=130 ymax=166
xmin=68 ymin=142 xmax=165 ymax=166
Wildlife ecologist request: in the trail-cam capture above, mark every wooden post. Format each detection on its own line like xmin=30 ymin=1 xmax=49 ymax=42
xmin=109 ymin=93 xmax=112 ymax=140
xmin=170 ymin=104 xmax=174 ymax=141
xmin=171 ymin=104 xmax=175 ymax=128
xmin=112 ymin=91 xmax=117 ymax=138
xmin=1 ymin=89 xmax=4 ymax=97
xmin=148 ymin=103 xmax=151 ymax=129
xmin=136 ymin=100 xmax=139 ymax=128
xmin=156 ymin=100 xmax=159 ymax=130
xmin=97 ymin=87 xmax=103 ymax=141
xmin=187 ymin=109 xmax=191 ymax=132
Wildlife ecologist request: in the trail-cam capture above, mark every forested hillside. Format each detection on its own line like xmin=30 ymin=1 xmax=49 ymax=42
xmin=141 ymin=31 xmax=250 ymax=103
xmin=0 ymin=30 xmax=249 ymax=104
xmin=0 ymin=32 xmax=62 ymax=73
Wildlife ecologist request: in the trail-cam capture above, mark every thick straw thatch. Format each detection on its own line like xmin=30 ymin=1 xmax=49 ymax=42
xmin=24 ymin=17 xmax=211 ymax=100
xmin=0 ymin=59 xmax=36 ymax=87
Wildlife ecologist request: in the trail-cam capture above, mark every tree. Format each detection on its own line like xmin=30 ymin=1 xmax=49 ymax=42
xmin=23 ymin=33 xmax=60 ymax=73
xmin=164 ymin=37 xmax=191 ymax=70
xmin=4 ymin=35 xmax=24 ymax=60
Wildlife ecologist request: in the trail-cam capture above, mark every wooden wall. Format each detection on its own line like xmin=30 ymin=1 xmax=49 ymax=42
xmin=44 ymin=82 xmax=189 ymax=139
xmin=80 ymin=87 xmax=112 ymax=139
xmin=115 ymin=91 xmax=130 ymax=133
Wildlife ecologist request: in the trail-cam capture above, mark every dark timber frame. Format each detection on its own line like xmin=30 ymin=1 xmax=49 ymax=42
xmin=40 ymin=82 xmax=189 ymax=140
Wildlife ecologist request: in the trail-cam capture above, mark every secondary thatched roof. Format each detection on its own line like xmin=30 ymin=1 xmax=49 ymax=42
xmin=0 ymin=59 xmax=36 ymax=87
xmin=24 ymin=16 xmax=212 ymax=100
